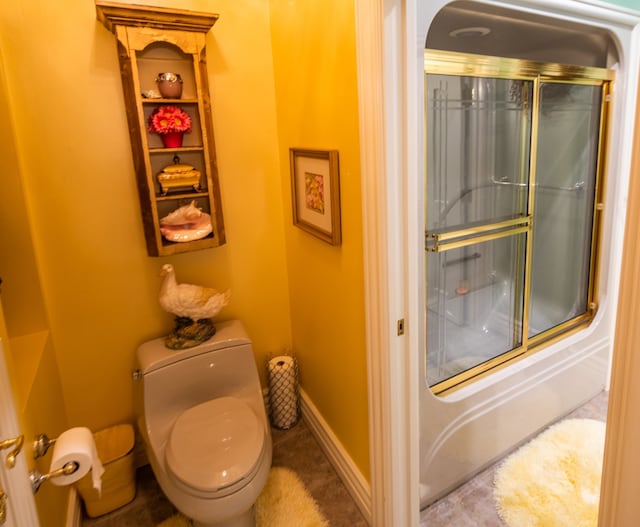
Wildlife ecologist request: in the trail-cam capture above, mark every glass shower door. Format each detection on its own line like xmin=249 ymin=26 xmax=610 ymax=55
xmin=424 ymin=52 xmax=612 ymax=394
xmin=425 ymin=74 xmax=532 ymax=390
xmin=528 ymin=83 xmax=603 ymax=339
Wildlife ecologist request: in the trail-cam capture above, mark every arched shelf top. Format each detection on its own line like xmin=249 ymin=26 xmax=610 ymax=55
xmin=95 ymin=1 xmax=218 ymax=34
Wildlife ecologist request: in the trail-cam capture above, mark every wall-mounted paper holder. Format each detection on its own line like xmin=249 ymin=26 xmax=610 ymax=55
xmin=30 ymin=432 xmax=78 ymax=494
xmin=29 ymin=461 xmax=79 ymax=494
xmin=33 ymin=433 xmax=55 ymax=460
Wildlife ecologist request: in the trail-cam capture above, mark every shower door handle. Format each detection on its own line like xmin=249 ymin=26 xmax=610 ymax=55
xmin=426 ymin=216 xmax=531 ymax=253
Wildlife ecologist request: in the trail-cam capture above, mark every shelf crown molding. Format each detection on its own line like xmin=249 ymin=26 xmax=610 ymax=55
xmin=95 ymin=1 xmax=218 ymax=34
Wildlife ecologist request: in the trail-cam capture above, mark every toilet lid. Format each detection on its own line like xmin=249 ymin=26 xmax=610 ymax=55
xmin=166 ymin=396 xmax=264 ymax=492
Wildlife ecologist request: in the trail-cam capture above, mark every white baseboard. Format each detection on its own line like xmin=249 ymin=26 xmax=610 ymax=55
xmin=299 ymin=388 xmax=372 ymax=524
xmin=66 ymin=488 xmax=82 ymax=527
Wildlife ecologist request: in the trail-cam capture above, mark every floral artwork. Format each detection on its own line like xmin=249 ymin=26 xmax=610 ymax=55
xmin=304 ymin=172 xmax=325 ymax=214
xmin=147 ymin=105 xmax=192 ymax=135
xmin=290 ymin=148 xmax=341 ymax=245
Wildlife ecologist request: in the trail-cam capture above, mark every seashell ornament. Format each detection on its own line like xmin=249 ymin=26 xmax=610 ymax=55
xmin=159 ymin=201 xmax=212 ymax=242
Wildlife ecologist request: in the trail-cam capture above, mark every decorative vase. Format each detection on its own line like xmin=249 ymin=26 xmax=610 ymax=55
xmin=161 ymin=132 xmax=184 ymax=148
xmin=156 ymin=72 xmax=183 ymax=99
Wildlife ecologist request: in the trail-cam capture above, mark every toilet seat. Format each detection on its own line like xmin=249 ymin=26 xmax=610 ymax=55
xmin=165 ymin=396 xmax=266 ymax=497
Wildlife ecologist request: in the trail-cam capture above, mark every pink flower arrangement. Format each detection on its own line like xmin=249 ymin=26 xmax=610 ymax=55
xmin=148 ymin=105 xmax=192 ymax=135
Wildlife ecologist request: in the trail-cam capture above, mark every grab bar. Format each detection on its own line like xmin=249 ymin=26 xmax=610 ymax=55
xmin=443 ymin=252 xmax=481 ymax=267
xmin=490 ymin=176 xmax=585 ymax=193
xmin=436 ymin=177 xmax=585 ymax=224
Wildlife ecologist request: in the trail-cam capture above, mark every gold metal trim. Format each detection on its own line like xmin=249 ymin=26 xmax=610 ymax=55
xmin=527 ymin=313 xmax=594 ymax=347
xmin=424 ymin=49 xmax=614 ymax=82
xmin=428 ymin=225 xmax=529 ymax=253
xmin=426 ymin=217 xmax=530 ymax=252
xmin=588 ymin=80 xmax=613 ymax=314
xmin=432 ymin=346 xmax=527 ymax=394
xmin=521 ymin=75 xmax=541 ymax=346
xmin=432 ymin=316 xmax=593 ymax=396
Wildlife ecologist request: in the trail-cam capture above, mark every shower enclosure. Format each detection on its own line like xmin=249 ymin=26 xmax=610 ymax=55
xmin=416 ymin=0 xmax=637 ymax=509
xmin=425 ymin=54 xmax=611 ymax=394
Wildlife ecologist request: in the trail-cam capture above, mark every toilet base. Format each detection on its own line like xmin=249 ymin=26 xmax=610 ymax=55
xmin=193 ymin=505 xmax=255 ymax=527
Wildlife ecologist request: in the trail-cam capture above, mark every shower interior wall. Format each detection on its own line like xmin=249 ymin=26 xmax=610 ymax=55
xmin=418 ymin=0 xmax=638 ymax=507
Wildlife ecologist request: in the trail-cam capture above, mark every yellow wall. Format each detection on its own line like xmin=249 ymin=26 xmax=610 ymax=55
xmin=269 ymin=1 xmax=370 ymax=478
xmin=0 ymin=47 xmax=48 ymax=338
xmin=0 ymin=0 xmax=369 ymax=494
xmin=0 ymin=46 xmax=68 ymax=527
xmin=0 ymin=0 xmax=291 ymax=431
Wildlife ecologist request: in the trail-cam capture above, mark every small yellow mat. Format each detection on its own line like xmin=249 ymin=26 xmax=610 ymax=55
xmin=158 ymin=467 xmax=328 ymax=527
xmin=494 ymin=418 xmax=605 ymax=527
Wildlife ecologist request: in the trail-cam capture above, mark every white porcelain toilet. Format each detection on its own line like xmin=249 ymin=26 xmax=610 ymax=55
xmin=134 ymin=319 xmax=272 ymax=527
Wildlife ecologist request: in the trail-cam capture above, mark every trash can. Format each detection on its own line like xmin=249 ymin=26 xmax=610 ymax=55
xmin=75 ymin=424 xmax=136 ymax=518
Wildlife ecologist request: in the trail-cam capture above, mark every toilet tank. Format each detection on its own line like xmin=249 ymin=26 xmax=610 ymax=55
xmin=135 ymin=320 xmax=267 ymax=447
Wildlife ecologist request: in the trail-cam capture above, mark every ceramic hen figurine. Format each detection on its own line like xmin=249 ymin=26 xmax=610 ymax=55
xmin=159 ymin=264 xmax=230 ymax=349
xmin=159 ymin=264 xmax=230 ymax=320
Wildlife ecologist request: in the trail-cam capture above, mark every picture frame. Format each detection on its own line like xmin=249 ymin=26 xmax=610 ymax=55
xmin=289 ymin=148 xmax=342 ymax=245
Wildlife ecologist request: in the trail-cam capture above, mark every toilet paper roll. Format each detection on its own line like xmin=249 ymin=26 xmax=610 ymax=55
xmin=268 ymin=355 xmax=299 ymax=429
xmin=49 ymin=427 xmax=105 ymax=493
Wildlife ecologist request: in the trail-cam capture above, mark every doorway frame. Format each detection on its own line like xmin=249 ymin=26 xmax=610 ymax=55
xmin=599 ymin=71 xmax=640 ymax=526
xmin=355 ymin=0 xmax=640 ymax=525
xmin=0 ymin=337 xmax=40 ymax=526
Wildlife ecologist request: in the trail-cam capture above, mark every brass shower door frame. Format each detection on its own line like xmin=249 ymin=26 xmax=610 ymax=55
xmin=424 ymin=50 xmax=614 ymax=395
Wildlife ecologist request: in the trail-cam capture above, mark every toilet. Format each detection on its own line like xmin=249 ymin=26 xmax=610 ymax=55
xmin=134 ymin=319 xmax=272 ymax=527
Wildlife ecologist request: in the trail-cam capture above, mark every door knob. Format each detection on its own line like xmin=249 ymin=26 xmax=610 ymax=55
xmin=0 ymin=435 xmax=23 ymax=468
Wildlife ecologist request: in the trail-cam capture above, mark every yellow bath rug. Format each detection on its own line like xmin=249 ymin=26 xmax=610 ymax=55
xmin=157 ymin=467 xmax=328 ymax=527
xmin=158 ymin=514 xmax=191 ymax=527
xmin=256 ymin=467 xmax=329 ymax=526
xmin=494 ymin=418 xmax=606 ymax=527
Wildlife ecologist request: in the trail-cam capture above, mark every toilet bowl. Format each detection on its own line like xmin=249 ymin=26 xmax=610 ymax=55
xmin=135 ymin=320 xmax=272 ymax=527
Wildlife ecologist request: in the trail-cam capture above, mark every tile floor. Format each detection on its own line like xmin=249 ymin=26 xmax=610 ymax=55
xmin=419 ymin=390 xmax=609 ymax=526
xmin=81 ymin=391 xmax=608 ymax=527
xmin=81 ymin=418 xmax=368 ymax=526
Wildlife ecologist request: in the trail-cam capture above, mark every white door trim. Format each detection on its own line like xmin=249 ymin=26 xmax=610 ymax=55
xmin=0 ymin=338 xmax=40 ymax=526
xmin=355 ymin=0 xmax=420 ymax=525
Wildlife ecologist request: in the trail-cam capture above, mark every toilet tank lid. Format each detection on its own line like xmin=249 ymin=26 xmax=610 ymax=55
xmin=136 ymin=319 xmax=250 ymax=375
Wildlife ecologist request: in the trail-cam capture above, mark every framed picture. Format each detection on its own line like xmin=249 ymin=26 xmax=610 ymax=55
xmin=289 ymin=148 xmax=341 ymax=245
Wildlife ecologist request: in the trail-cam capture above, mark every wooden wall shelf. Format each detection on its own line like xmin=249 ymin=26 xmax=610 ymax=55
xmin=96 ymin=1 xmax=225 ymax=256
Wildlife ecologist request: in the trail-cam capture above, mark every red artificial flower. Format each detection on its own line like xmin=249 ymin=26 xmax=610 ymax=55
xmin=148 ymin=105 xmax=192 ymax=134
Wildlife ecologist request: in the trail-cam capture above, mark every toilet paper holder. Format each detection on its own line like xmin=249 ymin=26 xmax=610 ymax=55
xmin=33 ymin=433 xmax=56 ymax=460
xmin=30 ymin=433 xmax=79 ymax=493
xmin=29 ymin=461 xmax=79 ymax=494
